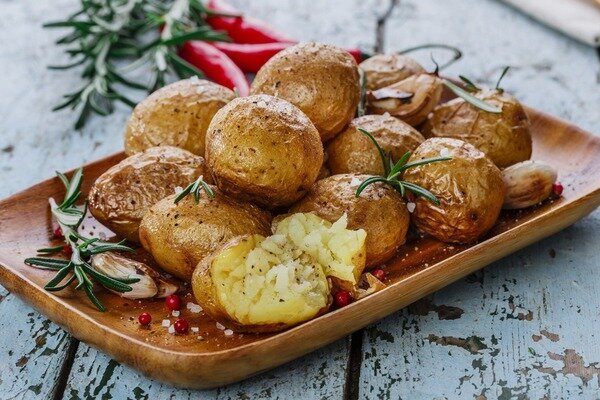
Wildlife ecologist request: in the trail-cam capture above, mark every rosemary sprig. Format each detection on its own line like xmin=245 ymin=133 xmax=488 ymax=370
xmin=174 ymin=176 xmax=215 ymax=204
xmin=355 ymin=129 xmax=451 ymax=205
xmin=24 ymin=168 xmax=139 ymax=311
xmin=495 ymin=66 xmax=510 ymax=92
xmin=442 ymin=79 xmax=501 ymax=113
xmin=45 ymin=0 xmax=229 ymax=129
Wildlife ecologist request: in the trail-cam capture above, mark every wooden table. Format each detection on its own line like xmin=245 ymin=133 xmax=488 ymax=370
xmin=1 ymin=0 xmax=598 ymax=398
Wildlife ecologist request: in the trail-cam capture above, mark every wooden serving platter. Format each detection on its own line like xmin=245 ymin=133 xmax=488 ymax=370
xmin=0 ymin=107 xmax=598 ymax=389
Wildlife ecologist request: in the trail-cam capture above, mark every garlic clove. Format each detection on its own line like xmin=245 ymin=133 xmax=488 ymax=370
xmin=502 ymin=160 xmax=557 ymax=209
xmin=91 ymin=252 xmax=159 ymax=299
xmin=155 ymin=277 xmax=180 ymax=298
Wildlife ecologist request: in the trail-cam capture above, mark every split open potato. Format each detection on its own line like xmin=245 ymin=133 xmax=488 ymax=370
xmin=422 ymin=88 xmax=532 ymax=168
xmin=403 ymin=138 xmax=505 ymax=243
xmin=205 ymin=95 xmax=323 ymax=209
xmin=326 ymin=114 xmax=425 ymax=175
xmin=291 ymin=174 xmax=410 ymax=267
xmin=124 ymin=78 xmax=235 ymax=157
xmin=88 ymin=146 xmax=210 ymax=243
xmin=139 ymin=189 xmax=272 ymax=281
xmin=359 ymin=54 xmax=426 ymax=91
xmin=250 ymin=42 xmax=360 ymax=141
xmin=192 ymin=213 xmax=366 ymax=332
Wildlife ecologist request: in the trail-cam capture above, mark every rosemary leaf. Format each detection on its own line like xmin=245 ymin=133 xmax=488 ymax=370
xmin=36 ymin=245 xmax=65 ymax=254
xmin=24 ymin=257 xmax=70 ymax=270
xmin=358 ymin=128 xmax=390 ymax=176
xmin=442 ymin=79 xmax=501 ymax=113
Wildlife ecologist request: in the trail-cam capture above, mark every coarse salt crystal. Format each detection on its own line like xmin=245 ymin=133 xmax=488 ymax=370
xmin=187 ymin=302 xmax=203 ymax=313
xmin=168 ymin=325 xmax=175 ymax=334
xmin=349 ymin=177 xmax=361 ymax=187
xmin=440 ymin=148 xmax=451 ymax=158
xmin=191 ymin=327 xmax=199 ymax=333
xmin=174 ymin=186 xmax=183 ymax=194
xmin=172 ymin=310 xmax=180 ymax=317
xmin=407 ymin=202 xmax=416 ymax=213
xmin=224 ymin=329 xmax=234 ymax=336
xmin=216 ymin=322 xmax=225 ymax=330
xmin=383 ymin=112 xmax=391 ymax=117
xmin=162 ymin=319 xmax=170 ymax=328
xmin=197 ymin=336 xmax=204 ymax=341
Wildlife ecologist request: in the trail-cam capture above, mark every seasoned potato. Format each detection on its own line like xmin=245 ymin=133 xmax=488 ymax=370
xmin=124 ymin=78 xmax=235 ymax=156
xmin=292 ymin=174 xmax=410 ymax=267
xmin=403 ymin=138 xmax=505 ymax=243
xmin=250 ymin=42 xmax=360 ymax=141
xmin=88 ymin=146 xmax=210 ymax=243
xmin=367 ymin=74 xmax=443 ymax=127
xmin=359 ymin=54 xmax=426 ymax=91
xmin=422 ymin=89 xmax=532 ymax=168
xmin=205 ymin=95 xmax=323 ymax=209
xmin=327 ymin=114 xmax=425 ymax=175
xmin=139 ymin=189 xmax=271 ymax=281
xmin=192 ymin=213 xmax=366 ymax=332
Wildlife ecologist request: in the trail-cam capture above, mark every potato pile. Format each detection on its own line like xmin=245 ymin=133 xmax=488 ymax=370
xmin=89 ymin=41 xmax=556 ymax=332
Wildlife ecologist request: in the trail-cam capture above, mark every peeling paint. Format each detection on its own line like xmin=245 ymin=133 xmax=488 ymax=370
xmin=540 ymin=329 xmax=560 ymax=342
xmin=408 ymin=298 xmax=464 ymax=320
xmin=536 ymin=349 xmax=600 ymax=385
xmin=426 ymin=334 xmax=488 ymax=354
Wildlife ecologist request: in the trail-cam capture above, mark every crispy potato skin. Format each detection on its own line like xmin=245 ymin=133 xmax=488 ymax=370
xmin=422 ymin=89 xmax=532 ymax=168
xmin=359 ymin=54 xmax=426 ymax=91
xmin=367 ymin=74 xmax=443 ymax=127
xmin=250 ymin=42 xmax=360 ymax=141
xmin=88 ymin=146 xmax=210 ymax=243
xmin=291 ymin=174 xmax=410 ymax=267
xmin=124 ymin=78 xmax=235 ymax=157
xmin=326 ymin=114 xmax=425 ymax=175
xmin=403 ymin=138 xmax=505 ymax=243
xmin=139 ymin=191 xmax=271 ymax=281
xmin=205 ymin=95 xmax=323 ymax=209
xmin=192 ymin=234 xmax=332 ymax=333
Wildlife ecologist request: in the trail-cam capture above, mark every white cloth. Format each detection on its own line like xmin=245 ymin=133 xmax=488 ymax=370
xmin=501 ymin=0 xmax=600 ymax=46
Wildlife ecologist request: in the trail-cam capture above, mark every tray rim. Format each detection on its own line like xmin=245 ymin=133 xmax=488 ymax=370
xmin=0 ymin=107 xmax=599 ymax=387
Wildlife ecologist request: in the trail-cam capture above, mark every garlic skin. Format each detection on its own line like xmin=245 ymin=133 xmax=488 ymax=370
xmin=502 ymin=160 xmax=557 ymax=209
xmin=91 ymin=252 xmax=179 ymax=299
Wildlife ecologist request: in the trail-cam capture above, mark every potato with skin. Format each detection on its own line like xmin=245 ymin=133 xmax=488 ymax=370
xmin=292 ymin=174 xmax=410 ymax=267
xmin=124 ymin=78 xmax=235 ymax=156
xmin=139 ymin=189 xmax=271 ymax=281
xmin=360 ymin=54 xmax=426 ymax=91
xmin=250 ymin=42 xmax=360 ymax=141
xmin=403 ymin=138 xmax=505 ymax=243
xmin=422 ymin=89 xmax=532 ymax=168
xmin=192 ymin=213 xmax=366 ymax=333
xmin=206 ymin=95 xmax=323 ymax=209
xmin=88 ymin=146 xmax=210 ymax=243
xmin=327 ymin=114 xmax=425 ymax=175
xmin=367 ymin=74 xmax=443 ymax=127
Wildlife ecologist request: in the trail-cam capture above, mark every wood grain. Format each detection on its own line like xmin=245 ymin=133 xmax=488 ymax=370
xmin=0 ymin=108 xmax=598 ymax=388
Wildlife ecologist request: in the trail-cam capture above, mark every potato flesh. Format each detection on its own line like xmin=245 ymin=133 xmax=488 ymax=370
xmin=274 ymin=213 xmax=366 ymax=285
xmin=212 ymin=234 xmax=329 ymax=326
xmin=210 ymin=213 xmax=366 ymax=326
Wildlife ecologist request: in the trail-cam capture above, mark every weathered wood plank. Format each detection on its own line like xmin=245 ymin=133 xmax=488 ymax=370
xmin=360 ymin=0 xmax=600 ymax=398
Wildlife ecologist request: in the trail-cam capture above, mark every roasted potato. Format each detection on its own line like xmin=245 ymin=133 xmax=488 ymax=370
xmin=205 ymin=95 xmax=323 ymax=209
xmin=326 ymin=114 xmax=425 ymax=175
xmin=192 ymin=213 xmax=366 ymax=332
xmin=422 ymin=89 xmax=532 ymax=168
xmin=250 ymin=42 xmax=360 ymax=141
xmin=291 ymin=174 xmax=410 ymax=267
xmin=88 ymin=146 xmax=210 ymax=243
xmin=139 ymin=189 xmax=272 ymax=281
xmin=403 ymin=138 xmax=505 ymax=243
xmin=367 ymin=74 xmax=443 ymax=127
xmin=124 ymin=78 xmax=235 ymax=156
xmin=359 ymin=54 xmax=426 ymax=91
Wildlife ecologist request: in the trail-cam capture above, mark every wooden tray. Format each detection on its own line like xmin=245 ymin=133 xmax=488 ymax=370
xmin=0 ymin=107 xmax=598 ymax=389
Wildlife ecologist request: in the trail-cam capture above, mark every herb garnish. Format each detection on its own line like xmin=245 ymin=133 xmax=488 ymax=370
xmin=355 ymin=129 xmax=451 ymax=205
xmin=24 ymin=168 xmax=139 ymax=311
xmin=441 ymin=79 xmax=501 ymax=113
xmin=495 ymin=66 xmax=510 ymax=92
xmin=45 ymin=0 xmax=229 ymax=129
xmin=174 ymin=176 xmax=215 ymax=204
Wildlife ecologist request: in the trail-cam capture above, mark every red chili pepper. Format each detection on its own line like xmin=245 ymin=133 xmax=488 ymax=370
xmin=206 ymin=0 xmax=294 ymax=44
xmin=179 ymin=41 xmax=250 ymax=96
xmin=210 ymin=41 xmax=369 ymax=73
